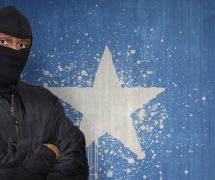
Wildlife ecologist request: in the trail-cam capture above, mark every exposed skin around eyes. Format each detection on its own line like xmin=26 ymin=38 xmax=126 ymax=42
xmin=0 ymin=32 xmax=31 ymax=50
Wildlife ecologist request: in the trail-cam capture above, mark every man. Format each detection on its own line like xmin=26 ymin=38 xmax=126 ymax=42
xmin=0 ymin=6 xmax=89 ymax=180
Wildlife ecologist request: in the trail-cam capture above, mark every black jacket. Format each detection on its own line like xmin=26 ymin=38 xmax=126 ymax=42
xmin=0 ymin=82 xmax=89 ymax=180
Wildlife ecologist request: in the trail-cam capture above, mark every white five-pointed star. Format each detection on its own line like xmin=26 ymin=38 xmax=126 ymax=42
xmin=49 ymin=46 xmax=165 ymax=159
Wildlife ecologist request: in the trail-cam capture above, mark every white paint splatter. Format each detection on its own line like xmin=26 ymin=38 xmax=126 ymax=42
xmin=202 ymin=96 xmax=206 ymax=101
xmin=138 ymin=109 xmax=145 ymax=121
xmin=143 ymin=74 xmax=147 ymax=78
xmin=166 ymin=134 xmax=171 ymax=138
xmin=117 ymin=51 xmax=121 ymax=55
xmin=141 ymin=125 xmax=146 ymax=130
xmin=172 ymin=82 xmax=178 ymax=87
xmin=58 ymin=66 xmax=63 ymax=72
xmin=130 ymin=49 xmax=136 ymax=55
xmin=134 ymin=120 xmax=139 ymax=125
xmin=81 ymin=70 xmax=88 ymax=76
xmin=152 ymin=153 xmax=157 ymax=159
xmin=94 ymin=173 xmax=98 ymax=179
xmin=146 ymin=71 xmax=153 ymax=75
xmin=107 ymin=170 xmax=113 ymax=177
xmin=159 ymin=123 xmax=164 ymax=129
xmin=151 ymin=112 xmax=156 ymax=116
xmin=43 ymin=70 xmax=50 ymax=76
xmin=127 ymin=158 xmax=135 ymax=164
xmin=137 ymin=60 xmax=141 ymax=64
xmin=77 ymin=75 xmax=82 ymax=80
xmin=127 ymin=168 xmax=131 ymax=173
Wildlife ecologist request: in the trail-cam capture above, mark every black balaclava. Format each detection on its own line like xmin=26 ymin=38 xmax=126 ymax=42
xmin=0 ymin=6 xmax=32 ymax=87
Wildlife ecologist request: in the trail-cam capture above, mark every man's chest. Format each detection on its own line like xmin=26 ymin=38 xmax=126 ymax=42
xmin=0 ymin=95 xmax=52 ymax=144
xmin=0 ymin=95 xmax=18 ymax=141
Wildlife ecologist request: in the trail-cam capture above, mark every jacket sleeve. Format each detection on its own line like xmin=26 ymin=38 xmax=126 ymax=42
xmin=46 ymin=98 xmax=89 ymax=180
xmin=0 ymin=135 xmax=56 ymax=172
xmin=0 ymin=137 xmax=33 ymax=167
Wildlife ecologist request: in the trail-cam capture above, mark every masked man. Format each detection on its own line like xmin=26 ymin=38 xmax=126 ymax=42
xmin=0 ymin=6 xmax=89 ymax=180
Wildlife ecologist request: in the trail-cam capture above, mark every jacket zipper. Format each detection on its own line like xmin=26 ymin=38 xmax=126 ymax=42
xmin=10 ymin=94 xmax=19 ymax=137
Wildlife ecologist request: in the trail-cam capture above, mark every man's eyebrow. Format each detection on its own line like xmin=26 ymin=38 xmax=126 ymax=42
xmin=0 ymin=35 xmax=9 ymax=38
xmin=19 ymin=39 xmax=31 ymax=44
xmin=0 ymin=36 xmax=12 ymax=42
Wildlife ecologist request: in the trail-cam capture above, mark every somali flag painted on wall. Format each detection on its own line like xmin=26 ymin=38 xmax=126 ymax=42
xmin=1 ymin=0 xmax=214 ymax=179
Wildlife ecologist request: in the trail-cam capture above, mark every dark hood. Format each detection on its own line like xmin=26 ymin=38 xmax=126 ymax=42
xmin=0 ymin=6 xmax=32 ymax=39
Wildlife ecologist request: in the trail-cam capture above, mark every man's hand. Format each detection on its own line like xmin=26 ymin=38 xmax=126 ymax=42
xmin=43 ymin=144 xmax=61 ymax=160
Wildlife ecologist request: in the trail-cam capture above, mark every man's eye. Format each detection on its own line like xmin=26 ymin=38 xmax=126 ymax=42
xmin=0 ymin=39 xmax=8 ymax=46
xmin=18 ymin=43 xmax=29 ymax=49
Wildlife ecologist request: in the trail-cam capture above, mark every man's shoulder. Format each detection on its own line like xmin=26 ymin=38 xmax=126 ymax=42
xmin=17 ymin=81 xmax=57 ymax=101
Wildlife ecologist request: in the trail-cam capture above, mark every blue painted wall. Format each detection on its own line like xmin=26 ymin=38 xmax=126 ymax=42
xmin=0 ymin=0 xmax=214 ymax=179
